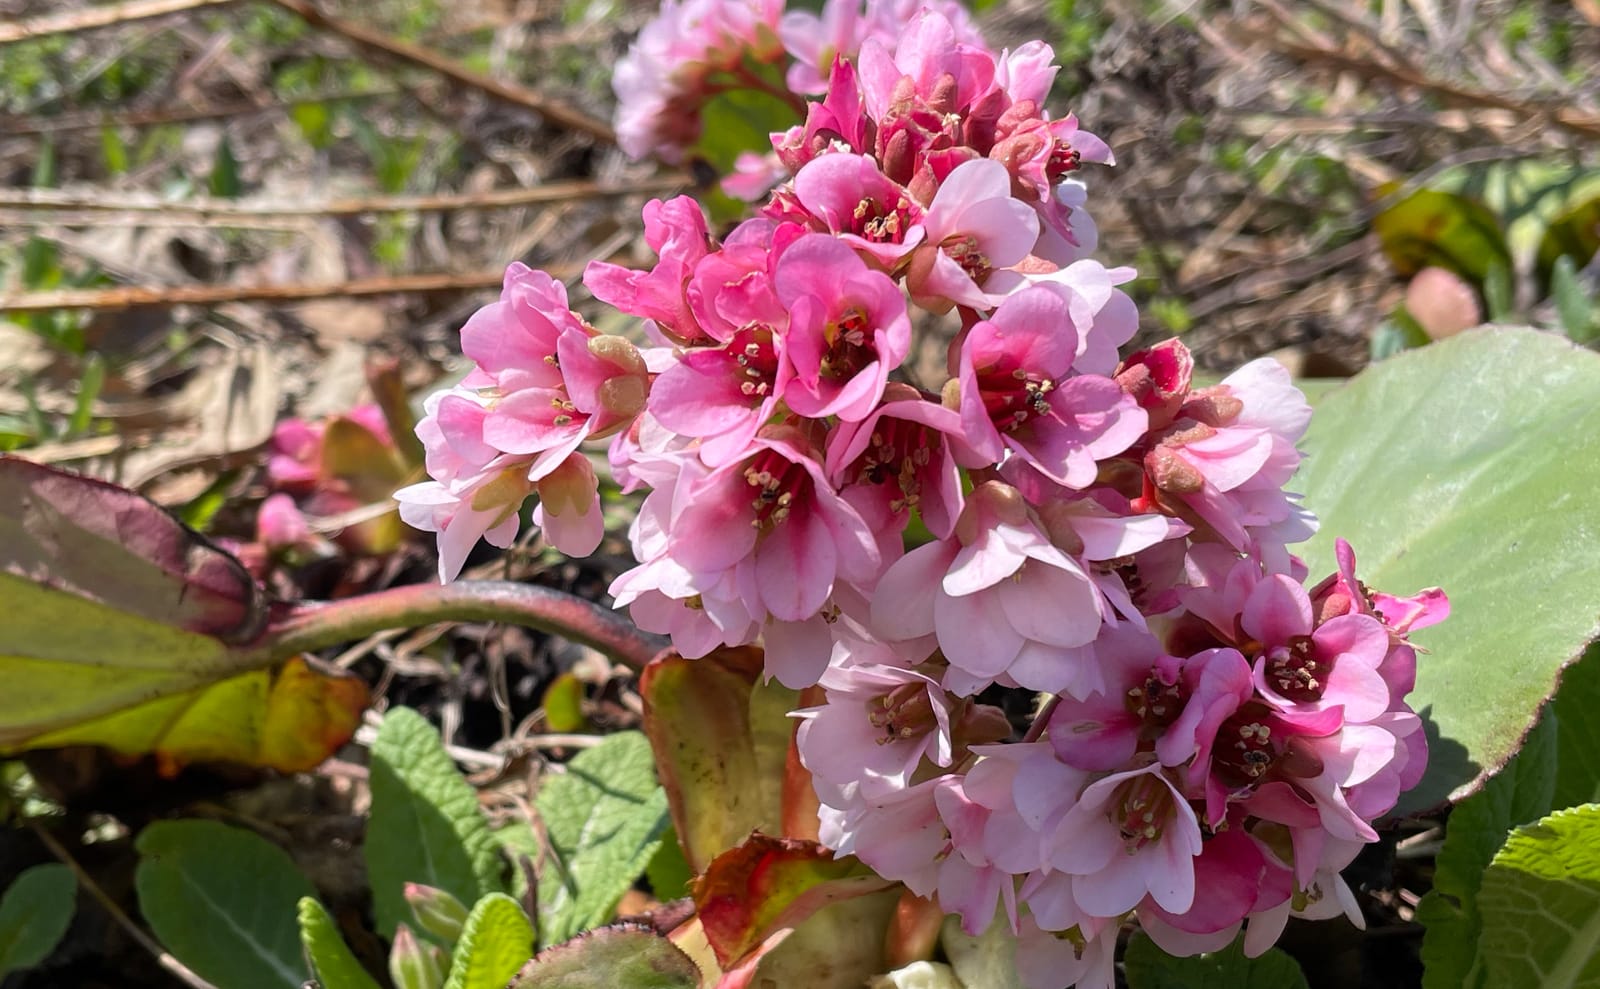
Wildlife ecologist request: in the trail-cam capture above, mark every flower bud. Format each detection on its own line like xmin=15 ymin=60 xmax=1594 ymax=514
xmin=403 ymin=883 xmax=470 ymax=946
xmin=388 ymin=923 xmax=447 ymax=989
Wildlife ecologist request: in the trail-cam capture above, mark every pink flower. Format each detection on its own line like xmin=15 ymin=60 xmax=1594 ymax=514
xmin=789 ymin=153 xmax=926 ymax=266
xmin=955 ymin=286 xmax=1146 ymax=488
xmin=1044 ymin=762 xmax=1203 ymax=917
xmin=826 ymin=384 xmax=965 ymax=540
xmin=1241 ymin=573 xmax=1392 ymax=724
xmin=649 ymin=324 xmax=786 ymax=467
xmin=871 ymin=481 xmax=1106 ymax=697
xmin=585 ymin=197 xmax=714 ymax=343
xmin=1045 ymin=626 xmax=1186 ymax=772
xmin=396 ymin=461 xmax=532 ymax=581
xmin=774 ymin=233 xmax=911 ymax=420
xmin=905 ymin=158 xmax=1040 ymax=310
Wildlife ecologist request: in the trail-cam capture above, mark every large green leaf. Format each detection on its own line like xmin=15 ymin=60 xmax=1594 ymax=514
xmin=1477 ymin=803 xmax=1600 ymax=986
xmin=1416 ymin=715 xmax=1557 ymax=989
xmin=1295 ymin=327 xmax=1600 ymax=814
xmin=1123 ymin=932 xmax=1309 ymax=988
xmin=0 ymin=458 xmax=366 ymax=772
xmin=366 ymin=708 xmax=505 ymax=939
xmin=297 ymin=896 xmax=381 ymax=989
xmin=533 ymin=730 xmax=670 ymax=945
xmin=443 ymin=893 xmax=534 ymax=989
xmin=135 ymin=820 xmax=318 ymax=989
xmin=0 ymin=863 xmax=76 ymax=977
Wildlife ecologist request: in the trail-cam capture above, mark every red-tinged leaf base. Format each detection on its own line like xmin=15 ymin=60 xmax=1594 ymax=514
xmin=692 ymin=833 xmax=895 ymax=970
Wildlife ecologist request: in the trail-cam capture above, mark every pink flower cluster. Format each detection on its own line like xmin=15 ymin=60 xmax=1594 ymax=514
xmin=412 ymin=9 xmax=1447 ymax=987
xmin=612 ymin=0 xmax=984 ymax=164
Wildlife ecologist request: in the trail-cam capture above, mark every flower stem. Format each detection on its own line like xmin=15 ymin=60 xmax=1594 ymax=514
xmin=246 ymin=580 xmax=668 ymax=671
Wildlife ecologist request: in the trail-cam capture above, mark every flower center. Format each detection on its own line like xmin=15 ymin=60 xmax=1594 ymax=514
xmin=1265 ymin=635 xmax=1328 ymax=703
xmin=1110 ymin=773 xmax=1175 ymax=853
xmin=1047 ymin=139 xmax=1082 ymax=181
xmin=850 ymin=416 xmax=934 ymax=514
xmin=728 ymin=325 xmax=780 ymax=408
xmin=943 ymin=235 xmax=992 ymax=284
xmin=1124 ymin=667 xmax=1186 ymax=738
xmin=1213 ymin=704 xmax=1280 ymax=788
xmin=852 ymin=195 xmax=917 ymax=244
xmin=976 ymin=359 xmax=1056 ymax=434
xmin=867 ymin=682 xmax=938 ymax=744
xmin=820 ymin=307 xmax=874 ymax=380
xmin=742 ymin=449 xmax=810 ymax=530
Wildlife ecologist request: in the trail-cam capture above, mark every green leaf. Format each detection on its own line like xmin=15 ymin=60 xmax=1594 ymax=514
xmin=1373 ymin=186 xmax=1511 ymax=282
xmin=443 ymin=894 xmax=534 ymax=989
xmin=541 ymin=673 xmax=588 ymax=734
xmin=534 ymin=731 xmax=670 ymax=945
xmin=1123 ymin=932 xmax=1309 ymax=988
xmin=0 ymin=863 xmax=76 ymax=977
xmin=1416 ymin=714 xmax=1557 ymax=989
xmin=0 ymin=459 xmax=366 ymax=772
xmin=366 ymin=708 xmax=504 ymax=940
xmin=1537 ymin=190 xmax=1600 ymax=286
xmin=99 ymin=125 xmax=129 ymax=176
xmin=690 ymin=87 xmax=799 ymax=174
xmin=1551 ymin=254 xmax=1598 ymax=344
xmin=644 ymin=825 xmax=692 ymax=902
xmin=1477 ymin=804 xmax=1600 ymax=987
xmin=1371 ymin=308 xmax=1432 ymax=361
xmin=68 ymin=353 xmax=105 ymax=437
xmin=1483 ymin=260 xmax=1513 ymax=322
xmin=1553 ymin=644 xmax=1600 ymax=809
xmin=291 ymin=101 xmax=334 ymax=150
xmin=508 ymin=925 xmax=701 ymax=988
xmin=297 ymin=896 xmax=381 ymax=989
xmin=209 ymin=135 xmax=242 ymax=198
xmin=1295 ymin=327 xmax=1600 ymax=814
xmin=135 ymin=819 xmax=317 ymax=989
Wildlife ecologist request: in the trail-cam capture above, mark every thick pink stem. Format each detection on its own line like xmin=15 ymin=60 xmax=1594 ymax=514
xmin=246 ymin=580 xmax=668 ymax=671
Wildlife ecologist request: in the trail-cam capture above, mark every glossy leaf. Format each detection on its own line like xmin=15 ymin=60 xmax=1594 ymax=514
xmin=136 ymin=820 xmax=317 ymax=989
xmin=693 ymin=833 xmax=894 ymax=969
xmin=0 ymin=863 xmax=76 ymax=977
xmin=1372 ymin=186 xmax=1510 ymax=282
xmin=443 ymin=894 xmax=534 ymax=989
xmin=0 ymin=459 xmax=365 ymax=772
xmin=1536 ymin=192 xmax=1600 ymax=285
xmin=534 ymin=730 xmax=670 ymax=945
xmin=1477 ymin=804 xmax=1600 ymax=986
xmin=1123 ymin=932 xmax=1309 ymax=989
xmin=1416 ymin=715 xmax=1556 ymax=989
xmin=509 ymin=924 xmax=701 ymax=989
xmin=1295 ymin=327 xmax=1600 ymax=814
xmin=297 ymin=896 xmax=382 ymax=989
xmin=640 ymin=648 xmax=781 ymax=873
xmin=367 ymin=708 xmax=505 ymax=940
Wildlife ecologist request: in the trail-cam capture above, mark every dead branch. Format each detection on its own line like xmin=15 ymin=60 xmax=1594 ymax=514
xmin=0 ymin=266 xmax=582 ymax=314
xmin=0 ymin=0 xmax=239 ymax=44
xmin=264 ymin=0 xmax=617 ymax=145
xmin=0 ymin=173 xmax=690 ymax=219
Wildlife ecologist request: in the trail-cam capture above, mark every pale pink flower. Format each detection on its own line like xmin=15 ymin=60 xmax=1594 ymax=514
xmin=955 ymin=286 xmax=1146 ymax=488
xmin=774 ymin=233 xmax=912 ymax=420
xmin=1014 ymin=914 xmax=1117 ymax=989
xmin=585 ymin=197 xmax=714 ymax=343
xmin=1044 ymin=762 xmax=1203 ymax=917
xmin=789 ymin=153 xmax=926 ymax=266
xmin=906 ymin=158 xmax=1040 ymax=310
xmin=826 ymin=384 xmax=966 ymax=540
xmin=871 ymin=481 xmax=1107 ymax=697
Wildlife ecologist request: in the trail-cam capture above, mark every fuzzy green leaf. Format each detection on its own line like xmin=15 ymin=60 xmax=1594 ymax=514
xmin=1123 ymin=932 xmax=1309 ymax=988
xmin=1416 ymin=715 xmax=1557 ymax=989
xmin=1296 ymin=327 xmax=1600 ymax=814
xmin=0 ymin=863 xmax=76 ymax=977
xmin=533 ymin=731 xmax=670 ymax=945
xmin=1477 ymin=804 xmax=1600 ymax=987
xmin=366 ymin=708 xmax=504 ymax=939
xmin=509 ymin=925 xmax=700 ymax=988
xmin=135 ymin=820 xmax=317 ymax=989
xmin=297 ymin=896 xmax=381 ymax=989
xmin=443 ymin=893 xmax=534 ymax=989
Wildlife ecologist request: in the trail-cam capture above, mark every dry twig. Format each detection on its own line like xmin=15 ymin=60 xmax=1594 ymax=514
xmin=0 ymin=0 xmax=238 ymax=44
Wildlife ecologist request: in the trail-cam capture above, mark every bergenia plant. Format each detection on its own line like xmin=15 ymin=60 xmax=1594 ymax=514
xmin=393 ymin=6 xmax=1448 ymax=986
